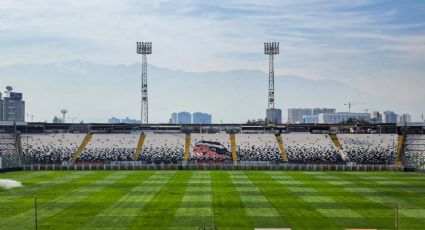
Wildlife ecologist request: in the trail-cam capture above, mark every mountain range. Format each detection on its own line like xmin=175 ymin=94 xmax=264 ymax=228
xmin=0 ymin=60 xmax=368 ymax=123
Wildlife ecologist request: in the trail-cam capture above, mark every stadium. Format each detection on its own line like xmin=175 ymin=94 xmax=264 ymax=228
xmin=1 ymin=2 xmax=425 ymax=229
xmin=1 ymin=122 xmax=425 ymax=229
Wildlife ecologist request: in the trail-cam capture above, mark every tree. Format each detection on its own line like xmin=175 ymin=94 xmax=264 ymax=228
xmin=52 ymin=116 xmax=62 ymax=123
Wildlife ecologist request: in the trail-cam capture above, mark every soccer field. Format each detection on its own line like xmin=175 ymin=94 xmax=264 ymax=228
xmin=1 ymin=171 xmax=425 ymax=230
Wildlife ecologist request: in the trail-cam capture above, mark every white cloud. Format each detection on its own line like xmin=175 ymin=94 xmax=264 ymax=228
xmin=0 ymin=0 xmax=424 ymax=120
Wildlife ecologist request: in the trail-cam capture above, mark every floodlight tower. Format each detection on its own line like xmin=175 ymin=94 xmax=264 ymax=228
xmin=61 ymin=109 xmax=68 ymax=123
xmin=136 ymin=42 xmax=152 ymax=124
xmin=264 ymin=42 xmax=279 ymax=109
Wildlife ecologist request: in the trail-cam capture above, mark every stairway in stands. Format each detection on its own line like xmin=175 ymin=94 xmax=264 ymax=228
xmin=71 ymin=133 xmax=93 ymax=162
xmin=183 ymin=133 xmax=191 ymax=161
xmin=275 ymin=134 xmax=288 ymax=161
xmin=133 ymin=134 xmax=146 ymax=161
xmin=329 ymin=134 xmax=348 ymax=161
xmin=229 ymin=133 xmax=238 ymax=165
xmin=395 ymin=134 xmax=405 ymax=166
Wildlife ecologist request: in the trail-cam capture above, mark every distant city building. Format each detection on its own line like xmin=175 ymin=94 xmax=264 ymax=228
xmin=288 ymin=108 xmax=312 ymax=123
xmin=370 ymin=111 xmax=382 ymax=123
xmin=192 ymin=112 xmax=212 ymax=124
xmin=108 ymin=117 xmax=121 ymax=124
xmin=288 ymin=108 xmax=335 ymax=123
xmin=398 ymin=114 xmax=412 ymax=123
xmin=312 ymin=108 xmax=336 ymax=115
xmin=171 ymin=113 xmax=178 ymax=124
xmin=383 ymin=110 xmax=398 ymax=123
xmin=0 ymin=88 xmax=25 ymax=122
xmin=302 ymin=115 xmax=319 ymax=124
xmin=266 ymin=108 xmax=282 ymax=124
xmin=318 ymin=112 xmax=370 ymax=124
xmin=107 ymin=117 xmax=141 ymax=124
xmin=170 ymin=111 xmax=192 ymax=124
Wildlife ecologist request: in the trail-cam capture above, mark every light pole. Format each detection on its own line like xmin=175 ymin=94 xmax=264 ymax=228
xmin=264 ymin=42 xmax=279 ymax=110
xmin=136 ymin=42 xmax=152 ymax=125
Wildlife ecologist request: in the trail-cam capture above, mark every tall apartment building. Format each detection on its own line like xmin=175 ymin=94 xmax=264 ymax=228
xmin=383 ymin=110 xmax=398 ymax=123
xmin=318 ymin=112 xmax=370 ymax=124
xmin=289 ymin=108 xmax=335 ymax=124
xmin=370 ymin=111 xmax=382 ymax=123
xmin=193 ymin=112 xmax=212 ymax=124
xmin=288 ymin=108 xmax=312 ymax=124
xmin=398 ymin=114 xmax=412 ymax=123
xmin=312 ymin=108 xmax=336 ymax=115
xmin=0 ymin=89 xmax=25 ymax=122
xmin=266 ymin=108 xmax=282 ymax=124
xmin=170 ymin=111 xmax=192 ymax=124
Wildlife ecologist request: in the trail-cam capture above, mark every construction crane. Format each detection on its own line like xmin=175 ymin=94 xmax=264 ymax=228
xmin=344 ymin=102 xmax=365 ymax=113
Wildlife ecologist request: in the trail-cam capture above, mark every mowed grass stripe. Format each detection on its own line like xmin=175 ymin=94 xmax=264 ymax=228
xmin=0 ymin=171 xmax=97 ymax=222
xmin=170 ymin=171 xmax=213 ymax=229
xmin=0 ymin=171 xmax=95 ymax=202
xmin=358 ymin=172 xmax=425 ymax=199
xmin=129 ymin=171 xmax=192 ymax=229
xmin=252 ymin=171 xmax=338 ymax=229
xmin=1 ymin=171 xmax=132 ymax=230
xmin=211 ymin=171 xmax=253 ymax=229
xmin=228 ymin=171 xmax=287 ymax=228
xmin=287 ymin=171 xmax=377 ymax=229
xmin=41 ymin=171 xmax=156 ymax=230
xmin=79 ymin=171 xmax=174 ymax=230
xmin=334 ymin=172 xmax=425 ymax=229
xmin=0 ymin=170 xmax=53 ymax=180
xmin=307 ymin=172 xmax=395 ymax=229
xmin=308 ymin=172 xmax=395 ymax=228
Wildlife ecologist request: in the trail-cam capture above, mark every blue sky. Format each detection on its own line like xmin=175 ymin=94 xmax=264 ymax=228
xmin=0 ymin=0 xmax=424 ymax=122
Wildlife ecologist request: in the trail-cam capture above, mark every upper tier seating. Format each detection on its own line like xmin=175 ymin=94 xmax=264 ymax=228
xmin=236 ymin=134 xmax=281 ymax=162
xmin=140 ymin=134 xmax=184 ymax=163
xmin=281 ymin=133 xmax=342 ymax=163
xmin=404 ymin=135 xmax=425 ymax=164
xmin=79 ymin=134 xmax=139 ymax=162
xmin=22 ymin=133 xmax=85 ymax=163
xmin=338 ymin=134 xmax=397 ymax=164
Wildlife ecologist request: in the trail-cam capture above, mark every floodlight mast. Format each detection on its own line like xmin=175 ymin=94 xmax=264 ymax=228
xmin=264 ymin=42 xmax=279 ymax=109
xmin=136 ymin=42 xmax=152 ymax=124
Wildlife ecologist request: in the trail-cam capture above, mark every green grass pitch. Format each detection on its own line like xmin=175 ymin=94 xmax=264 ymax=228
xmin=1 ymin=170 xmax=425 ymax=229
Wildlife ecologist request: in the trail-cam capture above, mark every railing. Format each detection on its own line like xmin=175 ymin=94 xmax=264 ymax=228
xmin=22 ymin=162 xmax=404 ymax=172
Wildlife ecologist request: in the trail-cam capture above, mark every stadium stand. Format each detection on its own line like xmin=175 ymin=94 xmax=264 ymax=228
xmin=0 ymin=133 xmax=20 ymax=168
xmin=138 ymin=134 xmax=184 ymax=164
xmin=17 ymin=133 xmax=405 ymax=165
xmin=190 ymin=134 xmax=232 ymax=161
xmin=281 ymin=133 xmax=342 ymax=163
xmin=236 ymin=134 xmax=281 ymax=162
xmin=78 ymin=134 xmax=138 ymax=162
xmin=22 ymin=133 xmax=85 ymax=163
xmin=338 ymin=134 xmax=398 ymax=164
xmin=404 ymin=134 xmax=425 ymax=166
